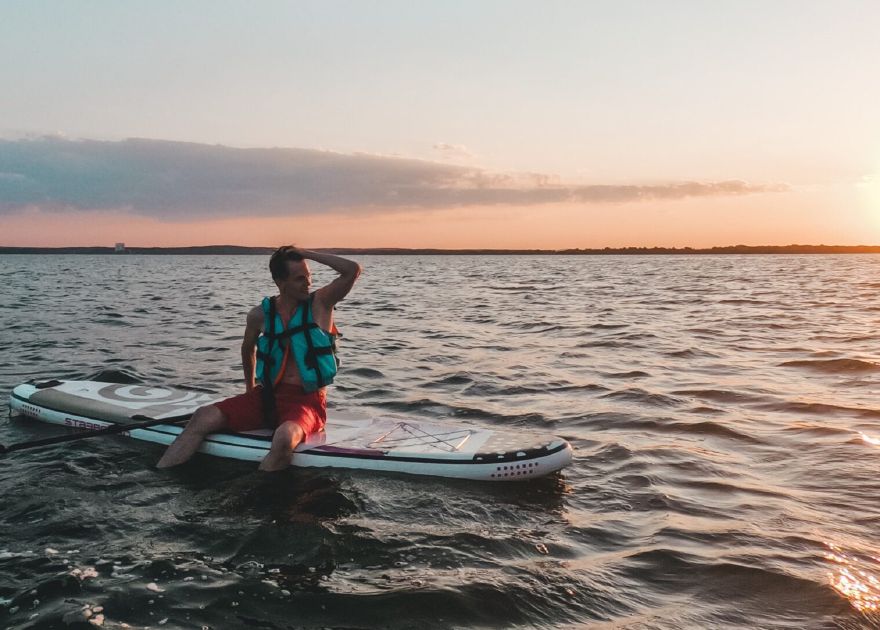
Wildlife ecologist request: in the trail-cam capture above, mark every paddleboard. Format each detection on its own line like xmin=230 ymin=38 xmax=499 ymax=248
xmin=8 ymin=380 xmax=573 ymax=481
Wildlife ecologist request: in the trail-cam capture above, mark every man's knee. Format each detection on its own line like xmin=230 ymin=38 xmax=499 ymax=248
xmin=274 ymin=421 xmax=304 ymax=445
xmin=188 ymin=405 xmax=226 ymax=434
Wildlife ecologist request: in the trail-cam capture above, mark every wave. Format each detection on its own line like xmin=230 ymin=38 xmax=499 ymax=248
xmin=504 ymin=321 xmax=566 ymax=332
xmin=685 ymin=406 xmax=726 ymax=415
xmin=462 ymin=382 xmax=608 ymax=397
xmin=600 ymin=388 xmax=685 ymax=408
xmin=95 ymin=317 xmax=132 ymax=327
xmin=684 ymin=327 xmax=722 ymax=335
xmin=602 ymin=370 xmax=650 ymax=379
xmin=665 ymin=348 xmax=720 ymax=359
xmin=352 ymin=387 xmax=397 ymax=399
xmin=758 ymin=400 xmax=880 ymax=419
xmin=577 ymin=340 xmax=640 ymax=349
xmin=599 ymin=415 xmax=762 ymax=443
xmin=421 ymin=373 xmax=474 ymax=387
xmin=842 ymin=334 xmax=880 ymax=343
xmin=779 ymin=358 xmax=880 ymax=373
xmin=622 ymin=549 xmax=834 ymax=607
xmin=673 ymin=479 xmax=787 ymax=499
xmin=671 ymin=389 xmax=766 ymax=404
xmin=192 ymin=346 xmax=227 ymax=353
xmin=473 ymin=284 xmax=541 ymax=292
xmin=513 ymin=324 xmax=569 ymax=334
xmin=783 ymin=422 xmax=853 ymax=437
xmin=346 ymin=367 xmax=386 ymax=379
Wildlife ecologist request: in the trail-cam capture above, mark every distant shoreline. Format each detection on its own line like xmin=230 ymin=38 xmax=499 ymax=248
xmin=3 ymin=245 xmax=880 ymax=255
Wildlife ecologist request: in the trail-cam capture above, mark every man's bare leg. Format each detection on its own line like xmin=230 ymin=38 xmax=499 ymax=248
xmin=157 ymin=405 xmax=227 ymax=468
xmin=259 ymin=422 xmax=304 ymax=471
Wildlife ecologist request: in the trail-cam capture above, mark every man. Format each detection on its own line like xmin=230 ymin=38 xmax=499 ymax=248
xmin=157 ymin=246 xmax=361 ymax=471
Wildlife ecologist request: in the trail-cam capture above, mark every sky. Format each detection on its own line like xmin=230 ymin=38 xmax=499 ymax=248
xmin=1 ymin=0 xmax=878 ymax=248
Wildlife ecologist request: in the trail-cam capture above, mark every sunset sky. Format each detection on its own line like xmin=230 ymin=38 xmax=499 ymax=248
xmin=1 ymin=1 xmax=878 ymax=248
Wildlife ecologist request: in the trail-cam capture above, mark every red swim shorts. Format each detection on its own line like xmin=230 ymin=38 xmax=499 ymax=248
xmin=214 ymin=383 xmax=326 ymax=435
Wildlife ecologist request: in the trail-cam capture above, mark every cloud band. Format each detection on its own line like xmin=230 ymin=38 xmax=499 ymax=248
xmin=0 ymin=137 xmax=787 ymax=219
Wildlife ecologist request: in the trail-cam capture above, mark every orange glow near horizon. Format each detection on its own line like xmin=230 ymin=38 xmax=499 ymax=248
xmin=1 ymin=188 xmax=877 ymax=249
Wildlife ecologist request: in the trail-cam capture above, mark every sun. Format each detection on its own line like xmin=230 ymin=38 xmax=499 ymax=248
xmin=860 ymin=172 xmax=880 ymax=205
xmin=858 ymin=171 xmax=880 ymax=236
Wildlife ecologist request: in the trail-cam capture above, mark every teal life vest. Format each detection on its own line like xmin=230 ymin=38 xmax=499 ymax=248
xmin=255 ymin=294 xmax=339 ymax=394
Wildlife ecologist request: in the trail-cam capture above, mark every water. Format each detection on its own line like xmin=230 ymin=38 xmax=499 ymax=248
xmin=1 ymin=253 xmax=879 ymax=629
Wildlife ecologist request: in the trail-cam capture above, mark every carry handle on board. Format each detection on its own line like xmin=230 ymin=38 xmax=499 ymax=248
xmin=0 ymin=415 xmax=188 ymax=455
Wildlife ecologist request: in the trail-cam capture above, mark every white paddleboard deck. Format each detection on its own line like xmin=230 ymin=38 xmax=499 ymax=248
xmin=9 ymin=380 xmax=573 ymax=481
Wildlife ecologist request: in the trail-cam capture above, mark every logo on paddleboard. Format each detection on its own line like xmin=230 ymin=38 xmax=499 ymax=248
xmin=95 ymin=384 xmax=218 ymax=418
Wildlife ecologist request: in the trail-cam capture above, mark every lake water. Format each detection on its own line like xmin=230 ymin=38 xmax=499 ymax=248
xmin=1 ymin=254 xmax=879 ymax=629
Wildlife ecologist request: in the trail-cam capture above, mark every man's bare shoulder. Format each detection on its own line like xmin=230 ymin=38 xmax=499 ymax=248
xmin=246 ymin=303 xmax=264 ymax=327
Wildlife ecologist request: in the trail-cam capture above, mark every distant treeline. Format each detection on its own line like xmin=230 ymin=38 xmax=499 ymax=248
xmin=0 ymin=245 xmax=275 ymax=255
xmin=3 ymin=244 xmax=880 ymax=255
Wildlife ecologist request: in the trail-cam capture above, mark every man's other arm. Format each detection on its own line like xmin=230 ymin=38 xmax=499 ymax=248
xmin=241 ymin=306 xmax=263 ymax=391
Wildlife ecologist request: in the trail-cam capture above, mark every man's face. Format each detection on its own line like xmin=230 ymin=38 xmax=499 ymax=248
xmin=278 ymin=259 xmax=312 ymax=300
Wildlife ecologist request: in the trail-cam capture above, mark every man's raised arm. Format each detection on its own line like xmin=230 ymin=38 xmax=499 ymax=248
xmin=299 ymin=249 xmax=362 ymax=306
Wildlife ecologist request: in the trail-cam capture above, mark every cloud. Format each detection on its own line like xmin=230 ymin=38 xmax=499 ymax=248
xmin=433 ymin=142 xmax=475 ymax=160
xmin=0 ymin=137 xmax=787 ymax=220
xmin=857 ymin=173 xmax=878 ymax=187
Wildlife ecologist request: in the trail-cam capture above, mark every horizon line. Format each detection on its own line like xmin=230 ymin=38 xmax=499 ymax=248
xmin=5 ymin=244 xmax=880 ymax=255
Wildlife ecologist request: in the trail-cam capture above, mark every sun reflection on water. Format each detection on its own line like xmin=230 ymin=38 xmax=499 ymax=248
xmin=860 ymin=432 xmax=880 ymax=447
xmin=826 ymin=543 xmax=880 ymax=614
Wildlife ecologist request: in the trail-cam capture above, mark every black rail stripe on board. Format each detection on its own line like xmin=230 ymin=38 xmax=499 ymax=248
xmin=299 ymin=441 xmax=569 ymax=465
xmin=137 ymin=426 xmax=272 ymax=451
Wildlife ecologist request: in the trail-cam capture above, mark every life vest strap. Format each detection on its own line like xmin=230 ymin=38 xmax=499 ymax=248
xmin=262 ymin=322 xmax=320 ymax=341
xmin=300 ymin=294 xmax=327 ymax=388
xmin=259 ymin=297 xmax=281 ymax=428
xmin=304 ymin=345 xmax=335 ymax=369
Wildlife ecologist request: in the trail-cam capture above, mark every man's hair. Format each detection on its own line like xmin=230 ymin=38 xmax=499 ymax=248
xmin=269 ymin=245 xmax=304 ymax=280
